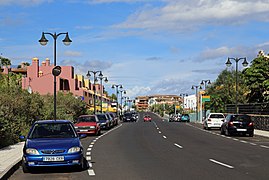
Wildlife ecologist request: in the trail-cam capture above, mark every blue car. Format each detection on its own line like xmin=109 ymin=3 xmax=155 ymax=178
xmin=20 ymin=120 xmax=85 ymax=173
xmin=180 ymin=114 xmax=190 ymax=122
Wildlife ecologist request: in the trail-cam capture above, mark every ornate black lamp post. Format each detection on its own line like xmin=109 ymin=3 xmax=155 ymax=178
xmin=95 ymin=76 xmax=108 ymax=113
xmin=226 ymin=57 xmax=248 ymax=114
xmin=39 ymin=32 xmax=72 ymax=120
xmin=112 ymin=84 xmax=123 ymax=117
xmin=192 ymin=85 xmax=202 ymax=122
xmin=86 ymin=71 xmax=103 ymax=114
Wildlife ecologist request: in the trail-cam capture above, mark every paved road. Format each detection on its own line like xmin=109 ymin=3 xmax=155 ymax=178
xmin=9 ymin=112 xmax=269 ymax=179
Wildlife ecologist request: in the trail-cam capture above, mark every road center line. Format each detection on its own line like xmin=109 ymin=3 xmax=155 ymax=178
xmin=163 ymin=135 xmax=167 ymax=139
xmin=174 ymin=143 xmax=183 ymax=149
xmin=88 ymin=169 xmax=95 ymax=176
xmin=209 ymin=159 xmax=234 ymax=169
xmin=260 ymin=145 xmax=269 ymax=149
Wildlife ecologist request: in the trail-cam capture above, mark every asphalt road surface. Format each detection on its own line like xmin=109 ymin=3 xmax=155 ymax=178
xmin=10 ymin=112 xmax=269 ymax=180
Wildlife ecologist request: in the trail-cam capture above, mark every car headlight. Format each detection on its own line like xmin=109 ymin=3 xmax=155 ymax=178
xmin=68 ymin=147 xmax=81 ymax=153
xmin=26 ymin=148 xmax=39 ymax=155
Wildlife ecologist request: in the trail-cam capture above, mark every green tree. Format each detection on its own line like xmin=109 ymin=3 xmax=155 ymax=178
xmin=206 ymin=69 xmax=248 ymax=112
xmin=243 ymin=56 xmax=269 ymax=102
xmin=0 ymin=56 xmax=11 ymax=67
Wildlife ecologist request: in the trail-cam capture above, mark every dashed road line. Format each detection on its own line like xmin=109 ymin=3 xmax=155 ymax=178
xmin=209 ymin=159 xmax=234 ymax=169
xmin=174 ymin=143 xmax=183 ymax=149
xmin=163 ymin=135 xmax=167 ymax=139
xmin=86 ymin=156 xmax=91 ymax=161
xmin=88 ymin=169 xmax=95 ymax=176
xmin=260 ymin=145 xmax=269 ymax=149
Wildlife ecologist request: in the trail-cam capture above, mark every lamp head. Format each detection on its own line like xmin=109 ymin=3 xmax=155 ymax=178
xmin=242 ymin=58 xmax=248 ymax=67
xmin=62 ymin=33 xmax=72 ymax=46
xmin=39 ymin=32 xmax=48 ymax=46
xmin=225 ymin=58 xmax=232 ymax=67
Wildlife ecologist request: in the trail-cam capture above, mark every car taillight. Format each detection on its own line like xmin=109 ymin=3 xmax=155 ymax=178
xmin=248 ymin=122 xmax=254 ymax=126
xmin=228 ymin=122 xmax=234 ymax=126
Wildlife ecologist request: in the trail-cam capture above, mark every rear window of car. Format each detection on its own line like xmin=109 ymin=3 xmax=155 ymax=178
xmin=209 ymin=114 xmax=224 ymax=118
xmin=182 ymin=114 xmax=189 ymax=117
xmin=97 ymin=114 xmax=107 ymax=120
xmin=231 ymin=115 xmax=251 ymax=122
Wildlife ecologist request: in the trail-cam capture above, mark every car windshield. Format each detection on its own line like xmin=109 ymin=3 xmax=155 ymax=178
xmin=124 ymin=113 xmax=132 ymax=117
xmin=97 ymin=114 xmax=107 ymax=121
xmin=210 ymin=114 xmax=224 ymax=118
xmin=29 ymin=123 xmax=77 ymax=139
xmin=78 ymin=116 xmax=96 ymax=122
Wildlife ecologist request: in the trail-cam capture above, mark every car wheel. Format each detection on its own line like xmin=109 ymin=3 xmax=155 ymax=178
xmin=220 ymin=127 xmax=225 ymax=135
xmin=22 ymin=162 xmax=30 ymax=173
xmin=225 ymin=128 xmax=230 ymax=136
xmin=249 ymin=132 xmax=254 ymax=137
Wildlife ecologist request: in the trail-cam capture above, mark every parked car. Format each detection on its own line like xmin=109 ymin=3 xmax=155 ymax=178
xmin=123 ymin=112 xmax=136 ymax=122
xmin=221 ymin=114 xmax=254 ymax=137
xmin=169 ymin=114 xmax=180 ymax=122
xmin=203 ymin=113 xmax=225 ymax=129
xmin=104 ymin=113 xmax=114 ymax=128
xmin=143 ymin=115 xmax=152 ymax=122
xmin=180 ymin=114 xmax=190 ymax=122
xmin=96 ymin=114 xmax=110 ymax=129
xmin=74 ymin=115 xmax=101 ymax=136
xmin=20 ymin=120 xmax=85 ymax=173
xmin=107 ymin=112 xmax=118 ymax=126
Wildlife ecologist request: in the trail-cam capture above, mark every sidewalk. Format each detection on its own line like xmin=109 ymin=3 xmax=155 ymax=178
xmin=0 ymin=142 xmax=24 ymax=179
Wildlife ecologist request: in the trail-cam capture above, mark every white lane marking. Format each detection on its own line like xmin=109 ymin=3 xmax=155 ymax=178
xmin=88 ymin=162 xmax=93 ymax=168
xmin=88 ymin=169 xmax=95 ymax=176
xmin=250 ymin=143 xmax=257 ymax=146
xmin=158 ymin=131 xmax=162 ymax=134
xmin=86 ymin=152 xmax=91 ymax=156
xmin=86 ymin=156 xmax=91 ymax=161
xmin=233 ymin=138 xmax=239 ymax=141
xmin=91 ymin=142 xmax=95 ymax=145
xmin=260 ymin=145 xmax=269 ymax=149
xmin=89 ymin=145 xmax=94 ymax=148
xmin=87 ymin=148 xmax=92 ymax=151
xmin=240 ymin=140 xmax=247 ymax=143
xmin=209 ymin=159 xmax=234 ymax=169
xmin=163 ymin=136 xmax=167 ymax=139
xmin=174 ymin=143 xmax=183 ymax=149
xmin=157 ymin=127 xmax=159 ymax=130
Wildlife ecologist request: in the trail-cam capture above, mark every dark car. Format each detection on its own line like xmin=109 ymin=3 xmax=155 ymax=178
xmin=180 ymin=114 xmax=190 ymax=122
xmin=74 ymin=115 xmax=101 ymax=136
xmin=107 ymin=112 xmax=118 ymax=126
xmin=105 ymin=113 xmax=114 ymax=128
xmin=123 ymin=112 xmax=136 ymax=122
xmin=221 ymin=114 xmax=254 ymax=137
xmin=20 ymin=120 xmax=85 ymax=173
xmin=96 ymin=114 xmax=110 ymax=129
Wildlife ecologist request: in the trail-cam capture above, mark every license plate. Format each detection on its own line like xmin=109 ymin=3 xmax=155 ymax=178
xmin=237 ymin=129 xmax=247 ymax=132
xmin=80 ymin=130 xmax=88 ymax=132
xmin=214 ymin=123 xmax=220 ymax=125
xmin=43 ymin=156 xmax=64 ymax=162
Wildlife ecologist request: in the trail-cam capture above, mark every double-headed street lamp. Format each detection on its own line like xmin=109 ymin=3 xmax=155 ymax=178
xmin=86 ymin=71 xmax=103 ymax=114
xmin=119 ymin=90 xmax=126 ymax=115
xmin=180 ymin=93 xmax=188 ymax=113
xmin=39 ymin=32 xmax=72 ymax=120
xmin=192 ymin=85 xmax=202 ymax=122
xmin=226 ymin=57 xmax=248 ymax=114
xmin=95 ymin=76 xmax=108 ymax=113
xmin=112 ymin=84 xmax=123 ymax=117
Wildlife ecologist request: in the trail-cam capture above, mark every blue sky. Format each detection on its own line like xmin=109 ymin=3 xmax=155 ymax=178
xmin=1 ymin=0 xmax=269 ymax=99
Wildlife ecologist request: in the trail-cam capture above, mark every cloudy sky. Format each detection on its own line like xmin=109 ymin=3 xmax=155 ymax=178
xmin=1 ymin=0 xmax=269 ymax=98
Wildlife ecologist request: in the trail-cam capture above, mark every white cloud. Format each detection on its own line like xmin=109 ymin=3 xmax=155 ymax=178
xmin=114 ymin=0 xmax=269 ymax=32
xmin=63 ymin=51 xmax=82 ymax=57
xmin=0 ymin=0 xmax=53 ymax=6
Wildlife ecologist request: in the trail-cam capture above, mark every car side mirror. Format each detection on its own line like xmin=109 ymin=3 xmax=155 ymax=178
xmin=79 ymin=134 xmax=87 ymax=139
xmin=19 ymin=135 xmax=26 ymax=140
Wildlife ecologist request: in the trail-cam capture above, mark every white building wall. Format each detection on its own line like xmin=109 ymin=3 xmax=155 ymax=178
xmin=184 ymin=94 xmax=196 ymax=110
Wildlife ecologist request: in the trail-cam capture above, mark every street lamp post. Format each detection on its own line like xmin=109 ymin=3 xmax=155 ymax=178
xmin=226 ymin=57 xmax=248 ymax=114
xmin=119 ymin=90 xmax=126 ymax=115
xmin=200 ymin=80 xmax=211 ymax=119
xmin=39 ymin=32 xmax=72 ymax=120
xmin=95 ymin=76 xmax=108 ymax=113
xmin=112 ymin=84 xmax=123 ymax=117
xmin=180 ymin=93 xmax=188 ymax=113
xmin=192 ymin=85 xmax=202 ymax=122
xmin=86 ymin=71 xmax=103 ymax=114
